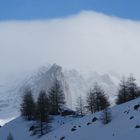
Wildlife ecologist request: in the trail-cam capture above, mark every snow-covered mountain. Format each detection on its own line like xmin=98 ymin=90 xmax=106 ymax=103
xmin=1 ymin=97 xmax=140 ymax=140
xmin=0 ymin=64 xmax=120 ymax=125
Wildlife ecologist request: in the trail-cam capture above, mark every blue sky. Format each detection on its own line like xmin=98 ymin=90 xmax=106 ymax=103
xmin=0 ymin=0 xmax=140 ymax=21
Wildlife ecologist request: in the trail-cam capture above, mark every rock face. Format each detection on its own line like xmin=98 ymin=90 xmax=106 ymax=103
xmin=20 ymin=64 xmax=72 ymax=108
xmin=0 ymin=64 xmax=119 ymax=124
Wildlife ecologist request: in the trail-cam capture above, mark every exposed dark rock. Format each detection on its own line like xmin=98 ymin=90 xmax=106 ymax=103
xmin=60 ymin=108 xmax=76 ymax=116
xmin=87 ymin=122 xmax=91 ymax=125
xmin=60 ymin=136 xmax=65 ymax=140
xmin=134 ymin=104 xmax=140 ymax=111
xmin=92 ymin=117 xmax=98 ymax=122
xmin=71 ymin=128 xmax=77 ymax=131
xmin=135 ymin=125 xmax=140 ymax=128
xmin=73 ymin=126 xmax=76 ymax=128
xmin=29 ymin=125 xmax=35 ymax=131
xmin=129 ymin=116 xmax=134 ymax=120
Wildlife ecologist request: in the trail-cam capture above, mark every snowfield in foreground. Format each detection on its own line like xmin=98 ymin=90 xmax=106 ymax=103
xmin=1 ymin=97 xmax=140 ymax=140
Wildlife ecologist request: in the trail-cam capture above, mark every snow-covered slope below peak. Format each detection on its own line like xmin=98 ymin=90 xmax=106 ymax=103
xmin=1 ymin=97 xmax=140 ymax=140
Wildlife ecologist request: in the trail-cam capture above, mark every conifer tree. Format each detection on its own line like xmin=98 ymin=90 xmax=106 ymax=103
xmin=48 ymin=79 xmax=65 ymax=115
xmin=86 ymin=88 xmax=96 ymax=113
xmin=20 ymin=88 xmax=35 ymax=120
xmin=116 ymin=77 xmax=128 ymax=104
xmin=36 ymin=90 xmax=50 ymax=136
xmin=116 ymin=74 xmax=139 ymax=105
xmin=127 ymin=74 xmax=138 ymax=100
xmin=87 ymin=83 xmax=110 ymax=113
xmin=76 ymin=95 xmax=85 ymax=116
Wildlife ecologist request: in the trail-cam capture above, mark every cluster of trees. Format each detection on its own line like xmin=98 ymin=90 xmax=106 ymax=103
xmin=116 ymin=74 xmax=140 ymax=105
xmin=76 ymin=83 xmax=111 ymax=125
xmin=20 ymin=74 xmax=140 ymax=133
xmin=21 ymin=79 xmax=112 ymax=133
xmin=76 ymin=83 xmax=110 ymax=115
xmin=86 ymin=83 xmax=110 ymax=113
xmin=20 ymin=79 xmax=65 ymax=136
xmin=63 ymin=74 xmax=140 ymax=125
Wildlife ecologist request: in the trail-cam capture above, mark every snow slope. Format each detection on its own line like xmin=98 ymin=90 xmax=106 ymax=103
xmin=0 ymin=64 xmax=119 ymax=125
xmin=1 ymin=97 xmax=140 ymax=140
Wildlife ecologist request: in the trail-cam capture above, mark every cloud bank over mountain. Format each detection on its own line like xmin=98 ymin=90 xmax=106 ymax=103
xmin=0 ymin=11 xmax=140 ymax=82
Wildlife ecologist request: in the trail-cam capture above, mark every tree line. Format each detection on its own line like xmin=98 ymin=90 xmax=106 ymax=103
xmin=75 ymin=74 xmax=140 ymax=125
xmin=116 ymin=74 xmax=140 ymax=105
xmin=76 ymin=83 xmax=111 ymax=125
xmin=20 ymin=79 xmax=65 ymax=136
xmin=20 ymin=74 xmax=140 ymax=137
xmin=20 ymin=78 xmax=112 ymax=137
xmin=76 ymin=83 xmax=110 ymax=116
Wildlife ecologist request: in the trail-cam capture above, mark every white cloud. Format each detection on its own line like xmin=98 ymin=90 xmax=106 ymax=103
xmin=0 ymin=11 xmax=140 ymax=82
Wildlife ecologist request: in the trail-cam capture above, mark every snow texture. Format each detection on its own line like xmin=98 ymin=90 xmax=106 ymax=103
xmin=1 ymin=97 xmax=140 ymax=140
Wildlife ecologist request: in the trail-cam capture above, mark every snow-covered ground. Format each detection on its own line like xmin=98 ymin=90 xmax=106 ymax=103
xmin=1 ymin=97 xmax=140 ymax=140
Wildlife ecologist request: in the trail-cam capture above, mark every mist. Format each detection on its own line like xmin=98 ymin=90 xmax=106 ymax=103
xmin=0 ymin=11 xmax=140 ymax=82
